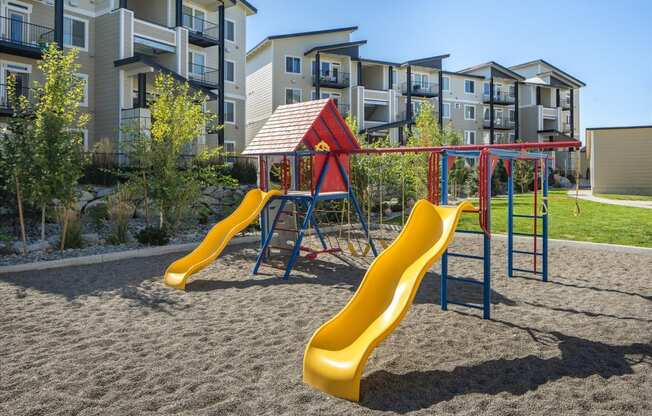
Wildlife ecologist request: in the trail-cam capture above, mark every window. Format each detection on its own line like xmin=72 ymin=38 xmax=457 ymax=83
xmin=285 ymin=56 xmax=301 ymax=74
xmin=495 ymin=109 xmax=503 ymax=121
xmin=188 ymin=51 xmax=206 ymax=74
xmin=482 ymin=131 xmax=490 ymax=144
xmin=225 ymin=60 xmax=235 ymax=82
xmin=411 ymin=73 xmax=429 ymax=88
xmin=483 ymin=106 xmax=490 ymax=121
xmin=225 ymin=19 xmax=235 ymax=42
xmin=441 ymin=76 xmax=450 ymax=91
xmin=464 ymin=79 xmax=475 ymax=94
xmin=483 ymin=82 xmax=490 ymax=96
xmin=311 ymin=91 xmax=340 ymax=104
xmin=508 ymin=85 xmax=516 ymax=98
xmin=76 ymin=73 xmax=88 ymax=107
xmin=182 ymin=6 xmax=205 ymax=32
xmin=64 ymin=16 xmax=87 ymax=49
xmin=464 ymin=130 xmax=476 ymax=145
xmin=464 ymin=104 xmax=475 ymax=120
xmin=509 ymin=109 xmax=516 ymax=122
xmin=285 ymin=88 xmax=301 ymax=104
xmin=224 ymin=141 xmax=236 ymax=155
xmin=224 ymin=100 xmax=235 ymax=124
xmin=509 ymin=133 xmax=516 ymax=142
xmin=442 ymin=102 xmax=450 ymax=119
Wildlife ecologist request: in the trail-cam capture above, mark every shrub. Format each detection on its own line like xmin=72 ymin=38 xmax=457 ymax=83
xmin=229 ymin=159 xmax=257 ymax=184
xmin=107 ymin=190 xmax=133 ymax=245
xmin=136 ymin=226 xmax=169 ymax=246
xmin=57 ymin=207 xmax=83 ymax=249
xmin=86 ymin=203 xmax=109 ymax=228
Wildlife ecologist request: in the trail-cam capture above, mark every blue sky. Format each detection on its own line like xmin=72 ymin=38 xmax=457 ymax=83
xmin=246 ymin=0 xmax=652 ymax=140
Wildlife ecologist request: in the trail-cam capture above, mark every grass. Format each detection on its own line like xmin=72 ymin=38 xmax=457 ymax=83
xmin=594 ymin=193 xmax=652 ymax=201
xmin=389 ymin=190 xmax=652 ymax=248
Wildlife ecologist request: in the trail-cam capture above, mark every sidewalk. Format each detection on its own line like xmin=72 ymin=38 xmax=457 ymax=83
xmin=569 ymin=189 xmax=652 ymax=209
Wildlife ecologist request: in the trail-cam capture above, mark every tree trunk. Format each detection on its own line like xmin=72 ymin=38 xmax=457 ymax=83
xmin=60 ymin=207 xmax=69 ymax=252
xmin=41 ymin=205 xmax=46 ymax=241
xmin=15 ymin=176 xmax=27 ymax=255
xmin=142 ymin=171 xmax=149 ymax=225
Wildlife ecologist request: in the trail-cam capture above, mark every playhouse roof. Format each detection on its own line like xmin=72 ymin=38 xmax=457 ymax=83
xmin=242 ymin=99 xmax=360 ymax=155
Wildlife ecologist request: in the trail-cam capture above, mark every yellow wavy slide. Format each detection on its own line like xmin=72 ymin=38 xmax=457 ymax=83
xmin=164 ymin=188 xmax=281 ymax=290
xmin=303 ymin=199 xmax=474 ymax=401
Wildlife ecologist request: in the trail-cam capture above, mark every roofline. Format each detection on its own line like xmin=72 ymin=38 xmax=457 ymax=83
xmin=238 ymin=0 xmax=257 ymax=14
xmin=510 ymin=59 xmax=586 ymax=87
xmin=304 ymin=40 xmax=367 ymax=56
xmin=586 ymin=125 xmax=652 ymax=131
xmin=402 ymin=54 xmax=451 ymax=66
xmin=247 ymin=26 xmax=358 ymax=57
xmin=353 ymin=57 xmax=401 ymax=66
xmin=458 ymin=61 xmax=525 ymax=80
xmin=441 ymin=70 xmax=484 ymax=79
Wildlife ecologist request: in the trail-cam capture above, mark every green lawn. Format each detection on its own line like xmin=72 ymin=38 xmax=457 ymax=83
xmin=594 ymin=193 xmax=652 ymax=201
xmin=452 ymin=191 xmax=652 ymax=247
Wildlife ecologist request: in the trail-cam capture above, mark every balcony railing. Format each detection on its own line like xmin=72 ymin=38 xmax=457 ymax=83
xmin=188 ymin=63 xmax=219 ymax=88
xmin=483 ymin=118 xmax=516 ymax=130
xmin=559 ymin=96 xmax=571 ymax=109
xmin=0 ymin=16 xmax=54 ymax=51
xmin=182 ymin=13 xmax=219 ymax=46
xmin=314 ymin=70 xmax=350 ymax=88
xmin=0 ymin=83 xmax=34 ymax=114
xmin=401 ymin=81 xmax=439 ymax=97
xmin=483 ymin=91 xmax=516 ymax=105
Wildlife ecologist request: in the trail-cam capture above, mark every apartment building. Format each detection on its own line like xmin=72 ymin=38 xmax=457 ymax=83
xmin=0 ymin=0 xmax=256 ymax=154
xmin=246 ymin=27 xmax=585 ymax=156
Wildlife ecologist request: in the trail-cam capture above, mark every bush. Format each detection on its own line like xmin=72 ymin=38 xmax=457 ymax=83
xmin=86 ymin=203 xmax=109 ymax=228
xmin=137 ymin=226 xmax=170 ymax=246
xmin=229 ymin=159 xmax=257 ymax=184
xmin=57 ymin=207 xmax=83 ymax=249
xmin=107 ymin=190 xmax=133 ymax=245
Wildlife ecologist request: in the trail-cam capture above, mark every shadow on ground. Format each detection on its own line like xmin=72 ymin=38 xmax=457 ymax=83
xmin=360 ymin=325 xmax=652 ymax=413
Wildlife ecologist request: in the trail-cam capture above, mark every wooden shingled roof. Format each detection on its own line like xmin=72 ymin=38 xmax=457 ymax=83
xmin=242 ymin=98 xmax=360 ymax=155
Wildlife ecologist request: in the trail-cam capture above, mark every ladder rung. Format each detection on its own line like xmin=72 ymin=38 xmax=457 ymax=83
xmin=512 ymin=249 xmax=542 ymax=256
xmin=447 ymin=276 xmax=484 ymax=286
xmin=512 ymin=214 xmax=543 ymax=219
xmin=447 ymin=300 xmax=484 ymax=310
xmin=447 ymin=252 xmax=484 ymax=261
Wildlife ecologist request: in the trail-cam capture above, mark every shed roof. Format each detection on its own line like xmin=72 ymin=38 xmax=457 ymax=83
xmin=243 ymin=99 xmax=360 ymax=155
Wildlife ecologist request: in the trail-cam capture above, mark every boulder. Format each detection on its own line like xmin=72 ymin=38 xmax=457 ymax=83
xmin=558 ymin=176 xmax=573 ymax=188
xmin=82 ymin=233 xmax=101 ymax=245
xmin=78 ymin=190 xmax=94 ymax=203
xmin=94 ymin=187 xmax=114 ymax=198
xmin=84 ymin=199 xmax=107 ymax=212
xmin=13 ymin=240 xmax=50 ymax=254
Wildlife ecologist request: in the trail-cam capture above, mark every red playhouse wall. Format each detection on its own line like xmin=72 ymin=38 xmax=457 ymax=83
xmin=311 ymin=154 xmax=350 ymax=193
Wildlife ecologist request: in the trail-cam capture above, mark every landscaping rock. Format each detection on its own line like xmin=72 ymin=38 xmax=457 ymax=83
xmin=13 ymin=240 xmax=50 ymax=254
xmin=84 ymin=199 xmax=107 ymax=212
xmin=82 ymin=233 xmax=101 ymax=245
xmin=0 ymin=241 xmax=14 ymax=255
xmin=78 ymin=190 xmax=94 ymax=203
xmin=94 ymin=187 xmax=114 ymax=198
xmin=558 ymin=176 xmax=572 ymax=188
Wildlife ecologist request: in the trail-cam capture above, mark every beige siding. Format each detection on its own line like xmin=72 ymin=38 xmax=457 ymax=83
xmin=246 ymin=44 xmax=273 ymax=143
xmin=589 ymin=127 xmax=652 ymax=195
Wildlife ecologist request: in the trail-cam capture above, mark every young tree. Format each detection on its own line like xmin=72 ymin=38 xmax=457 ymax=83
xmin=0 ymin=76 xmax=36 ymax=253
xmin=30 ymin=44 xmax=89 ymax=247
xmin=125 ymin=73 xmax=217 ymax=232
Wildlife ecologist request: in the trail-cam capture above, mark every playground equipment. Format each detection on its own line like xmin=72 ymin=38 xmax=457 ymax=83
xmin=303 ymin=199 xmax=474 ymax=401
xmin=163 ymin=188 xmax=281 ymax=289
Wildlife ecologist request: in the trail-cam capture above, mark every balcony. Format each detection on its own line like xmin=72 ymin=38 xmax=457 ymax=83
xmin=0 ymin=16 xmax=54 ymax=59
xmin=0 ymin=83 xmax=34 ymax=116
xmin=313 ymin=70 xmax=350 ymax=89
xmin=401 ymin=81 xmax=439 ymax=97
xmin=559 ymin=96 xmax=571 ymax=110
xmin=182 ymin=13 xmax=219 ymax=47
xmin=483 ymin=91 xmax=515 ymax=105
xmin=188 ymin=63 xmax=219 ymax=89
xmin=483 ymin=118 xmax=515 ymax=130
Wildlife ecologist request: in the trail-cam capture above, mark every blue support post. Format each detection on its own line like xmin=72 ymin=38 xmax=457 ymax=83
xmin=483 ymin=156 xmax=492 ymax=320
xmin=507 ymin=163 xmax=514 ymax=277
xmin=542 ymin=157 xmax=549 ymax=282
xmin=440 ymin=152 xmax=448 ymax=311
xmin=253 ymin=199 xmax=287 ymax=274
xmin=283 ymin=156 xmax=331 ymax=279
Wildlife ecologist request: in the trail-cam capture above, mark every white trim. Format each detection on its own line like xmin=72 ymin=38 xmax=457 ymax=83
xmin=442 ymin=102 xmax=451 ymax=119
xmin=443 ymin=98 xmax=482 ymax=105
xmin=1 ymin=59 xmax=33 ymax=74
xmin=464 ymin=130 xmax=476 ymax=145
xmin=464 ymin=104 xmax=476 ymax=120
xmin=225 ymin=18 xmax=236 ymax=44
xmin=284 ymin=55 xmax=302 ymax=75
xmin=224 ymin=59 xmax=236 ymax=84
xmin=224 ymin=92 xmax=245 ymax=100
xmin=464 ymin=79 xmax=476 ymax=95
xmin=63 ymin=14 xmax=89 ymax=52
xmin=285 ymin=87 xmax=302 ymax=104
xmin=223 ymin=99 xmax=236 ymax=124
xmin=76 ymin=73 xmax=89 ymax=107
xmin=133 ymin=17 xmax=177 ymax=35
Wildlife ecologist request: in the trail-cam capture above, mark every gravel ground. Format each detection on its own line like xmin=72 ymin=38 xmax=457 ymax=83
xmin=1 ymin=234 xmax=651 ymax=415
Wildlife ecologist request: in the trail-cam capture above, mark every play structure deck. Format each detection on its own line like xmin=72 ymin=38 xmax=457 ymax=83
xmin=163 ymin=98 xmax=581 ymax=401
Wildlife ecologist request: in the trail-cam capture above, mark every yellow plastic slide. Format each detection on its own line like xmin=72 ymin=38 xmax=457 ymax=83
xmin=303 ymin=199 xmax=474 ymax=401
xmin=164 ymin=188 xmax=281 ymax=290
